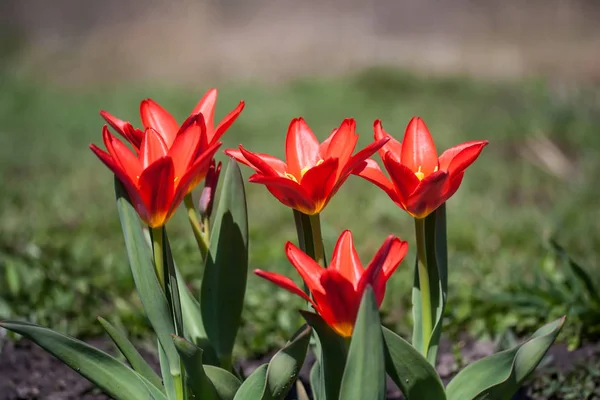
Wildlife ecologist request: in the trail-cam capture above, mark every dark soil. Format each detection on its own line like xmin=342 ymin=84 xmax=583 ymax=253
xmin=0 ymin=336 xmax=598 ymax=400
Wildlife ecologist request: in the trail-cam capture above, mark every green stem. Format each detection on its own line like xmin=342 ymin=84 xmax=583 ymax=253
xmin=151 ymin=227 xmax=165 ymax=291
xmin=184 ymin=194 xmax=209 ymax=260
xmin=415 ymin=217 xmax=432 ymax=356
xmin=293 ymin=210 xmax=325 ymax=266
xmin=173 ymin=373 xmax=185 ymax=400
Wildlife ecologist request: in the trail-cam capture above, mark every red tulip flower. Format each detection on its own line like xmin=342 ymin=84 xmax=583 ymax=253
xmin=225 ymin=118 xmax=389 ymax=215
xmin=100 ymin=89 xmax=244 ymax=192
xmin=90 ymin=114 xmax=220 ymax=228
xmin=255 ymin=230 xmax=408 ymax=337
xmin=356 ymin=117 xmax=488 ymax=218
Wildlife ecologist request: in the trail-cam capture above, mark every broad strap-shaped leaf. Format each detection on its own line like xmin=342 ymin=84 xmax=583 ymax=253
xmin=446 ymin=316 xmax=565 ymax=400
xmin=205 ymin=365 xmax=242 ymax=400
xmin=233 ymin=364 xmax=268 ymax=400
xmin=97 ymin=317 xmax=164 ymax=391
xmin=173 ymin=336 xmax=218 ymax=400
xmin=115 ymin=179 xmax=180 ymax=375
xmin=339 ymin=286 xmax=386 ymax=400
xmin=300 ymin=310 xmax=347 ymax=400
xmin=201 ymin=159 xmax=249 ymax=369
xmin=263 ymin=325 xmax=312 ymax=399
xmin=382 ymin=327 xmax=446 ymax=400
xmin=0 ymin=321 xmax=166 ymax=400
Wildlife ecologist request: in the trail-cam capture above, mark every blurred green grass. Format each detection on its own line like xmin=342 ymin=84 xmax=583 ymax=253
xmin=1 ymin=67 xmax=599 ymax=356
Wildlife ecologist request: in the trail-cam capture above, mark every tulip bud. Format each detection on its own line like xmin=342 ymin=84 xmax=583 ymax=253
xmin=198 ymin=159 xmax=221 ymax=219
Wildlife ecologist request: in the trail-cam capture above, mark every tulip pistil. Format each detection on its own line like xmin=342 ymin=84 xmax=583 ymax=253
xmin=415 ymin=166 xmax=425 ymax=181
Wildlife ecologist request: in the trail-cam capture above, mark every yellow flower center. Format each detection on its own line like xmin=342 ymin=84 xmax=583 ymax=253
xmin=285 ymin=159 xmax=324 ymax=183
xmin=414 ymin=165 xmax=438 ymax=181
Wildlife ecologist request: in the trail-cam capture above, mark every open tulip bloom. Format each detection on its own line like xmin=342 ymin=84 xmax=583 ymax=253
xmin=1 ymin=96 xmax=566 ymax=400
xmin=255 ymin=230 xmax=408 ymax=337
xmin=225 ymin=117 xmax=389 ymax=215
xmin=356 ymin=117 xmax=488 ymax=219
xmin=90 ymin=114 xmax=220 ymax=228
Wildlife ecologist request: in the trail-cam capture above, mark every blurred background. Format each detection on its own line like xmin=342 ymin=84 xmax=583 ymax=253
xmin=1 ymin=0 xmax=600 ymax=394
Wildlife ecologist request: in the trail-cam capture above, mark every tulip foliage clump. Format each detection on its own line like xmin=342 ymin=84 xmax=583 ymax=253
xmin=0 ymin=88 xmax=565 ymax=400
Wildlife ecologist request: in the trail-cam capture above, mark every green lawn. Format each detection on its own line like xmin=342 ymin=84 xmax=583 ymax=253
xmin=1 ymin=67 xmax=599 ymax=357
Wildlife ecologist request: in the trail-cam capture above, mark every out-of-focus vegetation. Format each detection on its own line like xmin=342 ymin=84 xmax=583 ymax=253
xmin=1 ymin=67 xmax=599 ymax=360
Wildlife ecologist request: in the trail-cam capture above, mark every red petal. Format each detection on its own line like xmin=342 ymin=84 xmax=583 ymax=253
xmin=317 ymin=270 xmax=360 ymax=336
xmin=140 ymin=99 xmax=180 ymax=147
xmin=140 ymin=128 xmax=168 ymax=169
xmin=357 ymin=235 xmax=396 ymax=305
xmin=342 ymin=136 xmax=390 ymax=178
xmin=285 ymin=241 xmax=326 ymax=294
xmin=329 ymin=230 xmax=363 ymax=288
xmin=238 ymin=146 xmax=286 ymax=177
xmin=101 ymin=126 xmax=142 ymax=178
xmin=382 ymin=155 xmax=420 ymax=204
xmin=254 ymin=269 xmax=316 ymax=307
xmin=299 ymin=158 xmax=339 ymax=214
xmin=225 ymin=147 xmax=286 ymax=175
xmin=191 ymin=88 xmax=217 ymax=134
xmin=213 ymin=100 xmax=245 ymax=144
xmin=440 ymin=171 xmax=464 ymax=201
xmin=175 ymin=141 xmax=221 ymax=197
xmin=100 ymin=110 xmax=140 ymax=147
xmin=374 ymin=120 xmax=402 ymax=163
xmin=401 ymin=117 xmax=439 ymax=175
xmin=404 ymin=170 xmax=448 ymax=218
xmin=90 ymin=144 xmax=149 ymax=216
xmin=285 ymin=118 xmax=320 ymax=179
xmin=169 ymin=114 xmax=204 ymax=179
xmin=138 ymin=157 xmax=176 ymax=227
xmin=319 ymin=119 xmax=358 ymax=167
xmin=439 ymin=140 xmax=488 ymax=176
xmin=353 ymin=158 xmax=399 ymax=203
xmin=371 ymin=238 xmax=408 ymax=305
xmin=249 ymin=174 xmax=315 ymax=214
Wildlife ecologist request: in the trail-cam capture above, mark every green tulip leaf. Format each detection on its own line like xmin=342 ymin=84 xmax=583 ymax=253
xmin=233 ymin=364 xmax=268 ymax=400
xmin=300 ymin=310 xmax=347 ymax=400
xmin=382 ymin=327 xmax=445 ymax=400
xmin=97 ymin=317 xmax=164 ymax=390
xmin=263 ymin=324 xmax=312 ymax=399
xmin=446 ymin=316 xmax=565 ymax=400
xmin=115 ymin=179 xmax=180 ymax=375
xmin=0 ymin=321 xmax=166 ymax=400
xmin=201 ymin=159 xmax=249 ymax=369
xmin=339 ymin=286 xmax=386 ymax=400
xmin=173 ymin=336 xmax=219 ymax=400
xmin=205 ymin=365 xmax=242 ymax=400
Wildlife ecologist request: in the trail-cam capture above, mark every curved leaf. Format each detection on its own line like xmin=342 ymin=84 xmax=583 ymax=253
xmin=446 ymin=316 xmax=565 ymax=400
xmin=115 ymin=179 xmax=180 ymax=375
xmin=263 ymin=325 xmax=312 ymax=399
xmin=339 ymin=286 xmax=386 ymax=400
xmin=233 ymin=364 xmax=268 ymax=400
xmin=205 ymin=365 xmax=242 ymax=400
xmin=201 ymin=159 xmax=249 ymax=368
xmin=0 ymin=321 xmax=166 ymax=400
xmin=173 ymin=336 xmax=217 ymax=400
xmin=382 ymin=327 xmax=445 ymax=400
xmin=97 ymin=317 xmax=164 ymax=391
